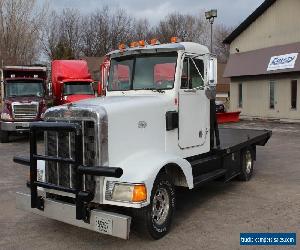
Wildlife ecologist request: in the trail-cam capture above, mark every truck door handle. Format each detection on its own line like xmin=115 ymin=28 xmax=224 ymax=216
xmin=184 ymin=89 xmax=196 ymax=93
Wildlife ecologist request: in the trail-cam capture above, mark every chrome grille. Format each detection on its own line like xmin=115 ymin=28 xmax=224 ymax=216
xmin=45 ymin=120 xmax=97 ymax=191
xmin=12 ymin=103 xmax=38 ymax=120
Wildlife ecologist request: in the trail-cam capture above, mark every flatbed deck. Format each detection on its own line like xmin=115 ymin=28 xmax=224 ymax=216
xmin=217 ymin=128 xmax=272 ymax=153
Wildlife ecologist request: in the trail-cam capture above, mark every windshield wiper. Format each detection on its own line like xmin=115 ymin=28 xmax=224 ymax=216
xmin=18 ymin=94 xmax=41 ymax=97
xmin=140 ymin=88 xmax=165 ymax=93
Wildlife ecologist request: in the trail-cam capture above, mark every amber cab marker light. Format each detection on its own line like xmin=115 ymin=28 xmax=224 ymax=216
xmin=171 ymin=37 xmax=181 ymax=43
xmin=132 ymin=184 xmax=147 ymax=202
xmin=118 ymin=43 xmax=126 ymax=51
xmin=130 ymin=41 xmax=139 ymax=48
xmin=150 ymin=38 xmax=161 ymax=45
xmin=138 ymin=40 xmax=147 ymax=47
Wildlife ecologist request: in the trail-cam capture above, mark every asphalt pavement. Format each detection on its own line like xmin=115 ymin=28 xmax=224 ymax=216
xmin=0 ymin=121 xmax=299 ymax=250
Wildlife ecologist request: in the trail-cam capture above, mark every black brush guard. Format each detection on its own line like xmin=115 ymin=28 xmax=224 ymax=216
xmin=13 ymin=122 xmax=123 ymax=222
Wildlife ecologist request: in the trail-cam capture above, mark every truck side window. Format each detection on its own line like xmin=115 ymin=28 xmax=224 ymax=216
xmin=181 ymin=58 xmax=189 ymax=89
xmin=181 ymin=57 xmax=204 ymax=89
xmin=109 ymin=61 xmax=132 ymax=91
xmin=190 ymin=58 xmax=204 ymax=89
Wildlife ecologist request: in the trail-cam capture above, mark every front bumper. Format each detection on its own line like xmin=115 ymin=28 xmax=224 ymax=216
xmin=0 ymin=121 xmax=32 ymax=131
xmin=16 ymin=192 xmax=132 ymax=239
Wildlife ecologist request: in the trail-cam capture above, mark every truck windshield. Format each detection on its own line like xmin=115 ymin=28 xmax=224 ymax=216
xmin=107 ymin=52 xmax=177 ymax=91
xmin=63 ymin=82 xmax=94 ymax=95
xmin=5 ymin=80 xmax=44 ymax=97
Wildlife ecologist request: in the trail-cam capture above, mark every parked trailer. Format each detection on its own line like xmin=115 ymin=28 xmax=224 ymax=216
xmin=14 ymin=40 xmax=271 ymax=240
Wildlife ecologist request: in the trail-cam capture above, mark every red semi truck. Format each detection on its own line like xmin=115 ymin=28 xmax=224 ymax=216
xmin=51 ymin=60 xmax=95 ymax=105
xmin=0 ymin=66 xmax=48 ymax=143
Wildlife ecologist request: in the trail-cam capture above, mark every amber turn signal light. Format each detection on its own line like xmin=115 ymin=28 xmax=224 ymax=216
xmin=132 ymin=184 xmax=147 ymax=202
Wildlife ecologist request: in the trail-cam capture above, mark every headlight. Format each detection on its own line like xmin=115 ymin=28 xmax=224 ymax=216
xmin=107 ymin=182 xmax=147 ymax=203
xmin=1 ymin=112 xmax=12 ymax=120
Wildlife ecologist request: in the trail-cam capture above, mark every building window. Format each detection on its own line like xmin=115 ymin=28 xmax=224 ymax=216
xmin=269 ymin=81 xmax=275 ymax=109
xmin=291 ymin=80 xmax=297 ymax=109
xmin=238 ymin=83 xmax=243 ymax=108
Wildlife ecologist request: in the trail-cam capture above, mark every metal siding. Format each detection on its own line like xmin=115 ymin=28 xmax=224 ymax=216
xmin=230 ymin=0 xmax=300 ymax=54
xmin=230 ymin=76 xmax=300 ymax=121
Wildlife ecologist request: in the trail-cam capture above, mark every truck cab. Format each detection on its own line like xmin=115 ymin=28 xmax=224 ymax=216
xmin=0 ymin=66 xmax=48 ymax=143
xmin=51 ymin=60 xmax=95 ymax=106
xmin=104 ymin=41 xmax=216 ymax=159
xmin=15 ymin=40 xmax=271 ymax=240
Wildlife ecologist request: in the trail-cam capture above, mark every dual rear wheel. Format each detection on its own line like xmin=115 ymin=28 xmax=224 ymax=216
xmin=238 ymin=148 xmax=254 ymax=181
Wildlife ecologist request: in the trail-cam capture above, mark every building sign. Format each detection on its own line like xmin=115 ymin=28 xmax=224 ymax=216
xmin=267 ymin=53 xmax=298 ymax=71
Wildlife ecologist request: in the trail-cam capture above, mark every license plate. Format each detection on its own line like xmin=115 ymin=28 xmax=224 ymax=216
xmin=22 ymin=122 xmax=29 ymax=128
xmin=95 ymin=216 xmax=113 ymax=235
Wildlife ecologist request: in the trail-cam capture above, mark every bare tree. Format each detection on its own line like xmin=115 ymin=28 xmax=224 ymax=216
xmin=109 ymin=8 xmax=133 ymax=51
xmin=131 ymin=18 xmax=154 ymax=41
xmin=80 ymin=6 xmax=134 ymax=57
xmin=60 ymin=9 xmax=82 ymax=58
xmin=213 ymin=24 xmax=232 ymax=63
xmin=0 ymin=0 xmax=47 ymax=66
xmin=155 ymin=13 xmax=206 ymax=43
xmin=42 ymin=11 xmax=60 ymax=59
xmin=43 ymin=9 xmax=83 ymax=60
xmin=81 ymin=6 xmax=111 ymax=57
xmin=41 ymin=6 xmax=232 ymax=62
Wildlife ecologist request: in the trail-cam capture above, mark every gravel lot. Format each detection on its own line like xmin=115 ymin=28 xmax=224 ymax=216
xmin=0 ymin=121 xmax=299 ymax=250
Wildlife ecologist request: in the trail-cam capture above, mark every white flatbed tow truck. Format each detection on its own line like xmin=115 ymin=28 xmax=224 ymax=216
xmin=14 ymin=39 xmax=271 ymax=240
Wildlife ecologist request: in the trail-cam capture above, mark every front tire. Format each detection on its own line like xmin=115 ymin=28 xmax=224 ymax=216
xmin=133 ymin=173 xmax=176 ymax=239
xmin=238 ymin=148 xmax=254 ymax=181
xmin=0 ymin=130 xmax=9 ymax=143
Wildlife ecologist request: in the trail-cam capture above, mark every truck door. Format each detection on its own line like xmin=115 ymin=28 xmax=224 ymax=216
xmin=178 ymin=56 xmax=209 ymax=149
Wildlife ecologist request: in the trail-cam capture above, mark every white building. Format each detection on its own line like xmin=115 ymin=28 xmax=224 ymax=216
xmin=224 ymin=0 xmax=300 ymax=122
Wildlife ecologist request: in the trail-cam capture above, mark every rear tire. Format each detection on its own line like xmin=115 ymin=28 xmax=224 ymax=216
xmin=238 ymin=148 xmax=254 ymax=181
xmin=0 ymin=130 xmax=9 ymax=143
xmin=133 ymin=173 xmax=176 ymax=240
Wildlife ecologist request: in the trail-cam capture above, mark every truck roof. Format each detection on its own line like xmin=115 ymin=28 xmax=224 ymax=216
xmin=2 ymin=66 xmax=47 ymax=71
xmin=51 ymin=60 xmax=92 ymax=83
xmin=108 ymin=42 xmax=210 ymax=58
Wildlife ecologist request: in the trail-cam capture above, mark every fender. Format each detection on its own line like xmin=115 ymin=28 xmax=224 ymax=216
xmin=103 ymin=150 xmax=193 ymax=208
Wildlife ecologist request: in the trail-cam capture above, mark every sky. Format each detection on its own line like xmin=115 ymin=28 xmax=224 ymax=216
xmin=46 ymin=0 xmax=266 ymax=28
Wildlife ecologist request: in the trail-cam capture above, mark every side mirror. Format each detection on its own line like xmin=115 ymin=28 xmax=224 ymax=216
xmin=205 ymin=57 xmax=218 ymax=99
xmin=97 ymin=81 xmax=103 ymax=96
xmin=208 ymin=57 xmax=217 ymax=86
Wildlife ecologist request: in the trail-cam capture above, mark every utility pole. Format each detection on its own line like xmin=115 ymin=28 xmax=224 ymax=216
xmin=205 ymin=9 xmax=218 ymax=54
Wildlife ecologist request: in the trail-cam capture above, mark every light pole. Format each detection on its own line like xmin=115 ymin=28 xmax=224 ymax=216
xmin=205 ymin=9 xmax=217 ymax=53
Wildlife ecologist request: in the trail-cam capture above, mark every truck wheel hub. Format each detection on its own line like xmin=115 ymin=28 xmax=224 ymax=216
xmin=245 ymin=151 xmax=252 ymax=174
xmin=152 ymin=187 xmax=170 ymax=225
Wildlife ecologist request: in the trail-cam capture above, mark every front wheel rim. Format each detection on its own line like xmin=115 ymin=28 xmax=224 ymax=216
xmin=152 ymin=187 xmax=170 ymax=226
xmin=245 ymin=151 xmax=252 ymax=174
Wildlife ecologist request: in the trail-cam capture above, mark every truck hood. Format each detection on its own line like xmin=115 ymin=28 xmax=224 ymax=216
xmin=45 ymin=95 xmax=173 ymax=167
xmin=68 ymin=95 xmax=171 ymax=115
xmin=5 ymin=96 xmax=44 ymax=103
xmin=64 ymin=94 xmax=95 ymax=103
